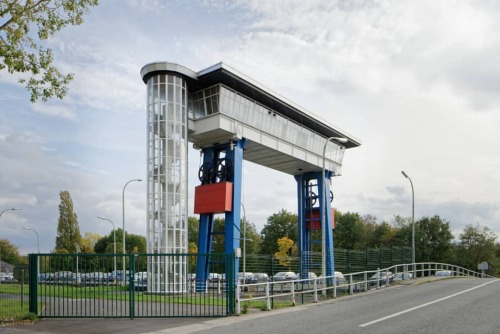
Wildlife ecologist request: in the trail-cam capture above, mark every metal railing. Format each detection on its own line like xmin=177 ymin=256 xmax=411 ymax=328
xmin=235 ymin=262 xmax=492 ymax=315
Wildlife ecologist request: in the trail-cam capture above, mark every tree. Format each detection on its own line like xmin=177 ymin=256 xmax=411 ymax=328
xmin=456 ymin=224 xmax=497 ymax=271
xmin=94 ymin=228 xmax=146 ymax=254
xmin=55 ymin=190 xmax=82 ymax=253
xmin=260 ymin=209 xmax=298 ymax=255
xmin=241 ymin=217 xmax=261 ymax=255
xmin=334 ymin=211 xmax=369 ymax=250
xmin=370 ymin=222 xmax=397 ymax=248
xmin=188 ymin=216 xmax=199 ymax=244
xmin=81 ymin=232 xmax=101 ymax=253
xmin=0 ymin=0 xmax=98 ymax=102
xmin=274 ymin=237 xmax=296 ymax=270
xmin=0 ymin=238 xmax=26 ymax=265
xmin=415 ymin=215 xmax=454 ymax=262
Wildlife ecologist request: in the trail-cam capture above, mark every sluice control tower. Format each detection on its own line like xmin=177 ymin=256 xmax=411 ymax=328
xmin=141 ymin=62 xmax=361 ymax=293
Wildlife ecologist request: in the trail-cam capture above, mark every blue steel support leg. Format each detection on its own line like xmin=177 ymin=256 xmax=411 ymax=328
xmin=224 ymin=139 xmax=246 ymax=285
xmin=319 ymin=171 xmax=335 ymax=284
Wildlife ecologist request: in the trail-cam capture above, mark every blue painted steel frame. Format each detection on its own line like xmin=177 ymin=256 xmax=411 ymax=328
xmin=195 ymin=139 xmax=246 ymax=290
xmin=295 ymin=171 xmax=334 ymax=283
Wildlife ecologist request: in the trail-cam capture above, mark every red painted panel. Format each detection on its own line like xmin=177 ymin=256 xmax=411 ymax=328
xmin=305 ymin=208 xmax=335 ymax=230
xmin=194 ymin=182 xmax=233 ymax=214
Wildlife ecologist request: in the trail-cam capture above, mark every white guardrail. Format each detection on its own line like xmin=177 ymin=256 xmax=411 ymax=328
xmin=235 ymin=262 xmax=492 ymax=315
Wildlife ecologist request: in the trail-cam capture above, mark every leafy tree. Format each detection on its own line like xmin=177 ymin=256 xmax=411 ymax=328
xmin=370 ymin=222 xmax=397 ymax=248
xmin=94 ymin=228 xmax=146 ymax=254
xmin=55 ymin=190 xmax=82 ymax=253
xmin=415 ymin=215 xmax=454 ymax=262
xmin=0 ymin=238 xmax=26 ymax=265
xmin=241 ymin=217 xmax=261 ymax=255
xmin=81 ymin=232 xmax=101 ymax=253
xmin=188 ymin=241 xmax=197 ymax=272
xmin=188 ymin=216 xmax=199 ymax=244
xmin=334 ymin=211 xmax=369 ymax=250
xmin=260 ymin=209 xmax=298 ymax=255
xmin=0 ymin=0 xmax=98 ymax=102
xmin=392 ymin=215 xmax=413 ymax=247
xmin=274 ymin=237 xmax=297 ymax=270
xmin=456 ymin=224 xmax=497 ymax=271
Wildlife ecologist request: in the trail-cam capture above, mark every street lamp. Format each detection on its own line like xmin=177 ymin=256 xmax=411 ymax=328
xmin=0 ymin=208 xmax=22 ymax=220
xmin=122 ymin=178 xmax=142 ymax=284
xmin=22 ymin=227 xmax=40 ymax=253
xmin=97 ymin=216 xmax=117 ymax=279
xmin=401 ymin=171 xmax=415 ymax=275
xmin=23 ymin=226 xmax=40 ymax=282
xmin=322 ymin=137 xmax=348 ymax=286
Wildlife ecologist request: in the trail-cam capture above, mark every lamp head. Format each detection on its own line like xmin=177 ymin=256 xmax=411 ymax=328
xmin=401 ymin=171 xmax=409 ymax=178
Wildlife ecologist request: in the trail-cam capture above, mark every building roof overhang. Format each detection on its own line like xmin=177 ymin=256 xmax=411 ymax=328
xmin=141 ymin=61 xmax=361 ymax=149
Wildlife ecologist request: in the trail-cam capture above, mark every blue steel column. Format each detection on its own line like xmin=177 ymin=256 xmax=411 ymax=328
xmin=224 ymin=139 xmax=247 ymax=283
xmin=295 ymin=171 xmax=334 ymax=281
xmin=320 ymin=171 xmax=335 ymax=283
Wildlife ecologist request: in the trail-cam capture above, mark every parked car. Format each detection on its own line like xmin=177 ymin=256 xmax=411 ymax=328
xmin=334 ymin=271 xmax=347 ymax=286
xmin=297 ymin=272 xmax=317 ymax=280
xmin=393 ymin=272 xmax=414 ymax=281
xmin=209 ymin=273 xmax=222 ymax=282
xmin=238 ymin=272 xmax=253 ymax=284
xmin=318 ymin=271 xmax=346 ymax=286
xmin=246 ymin=273 xmax=269 ymax=284
xmin=272 ymin=271 xmax=298 ymax=281
xmin=369 ymin=271 xmax=394 ymax=287
xmin=435 ymin=270 xmax=452 ymax=277
xmin=134 ymin=271 xmax=148 ymax=291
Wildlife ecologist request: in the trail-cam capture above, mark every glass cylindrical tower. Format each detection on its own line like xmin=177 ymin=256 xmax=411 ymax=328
xmin=143 ymin=63 xmax=189 ymax=293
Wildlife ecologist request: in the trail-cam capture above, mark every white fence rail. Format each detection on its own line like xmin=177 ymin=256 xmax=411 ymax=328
xmin=236 ymin=262 xmax=491 ymax=315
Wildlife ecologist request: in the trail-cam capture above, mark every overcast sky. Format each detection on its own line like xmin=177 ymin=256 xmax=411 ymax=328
xmin=1 ymin=0 xmax=499 ymax=255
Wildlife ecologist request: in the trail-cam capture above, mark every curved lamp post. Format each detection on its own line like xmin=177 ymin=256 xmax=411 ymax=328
xmin=98 ymin=216 xmax=117 ymax=279
xmin=401 ymin=171 xmax=415 ymax=275
xmin=0 ymin=208 xmax=22 ymax=220
xmin=22 ymin=227 xmax=40 ymax=253
xmin=122 ymin=178 xmax=142 ymax=284
xmin=322 ymin=137 xmax=348 ymax=285
xmin=23 ymin=226 xmax=40 ymax=281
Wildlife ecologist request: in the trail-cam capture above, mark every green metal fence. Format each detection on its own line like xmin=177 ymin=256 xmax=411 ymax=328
xmin=28 ymin=253 xmax=235 ymax=318
xmin=19 ymin=246 xmax=410 ymax=319
xmin=239 ymin=246 xmax=412 ymax=276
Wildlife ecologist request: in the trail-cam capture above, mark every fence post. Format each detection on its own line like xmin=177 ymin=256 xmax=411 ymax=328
xmin=266 ymin=283 xmax=271 ymax=310
xmin=28 ymin=254 xmax=38 ymax=315
xmin=129 ymin=254 xmax=135 ymax=319
xmin=313 ymin=278 xmax=318 ymax=303
xmin=236 ymin=283 xmax=241 ymax=315
xmin=291 ymin=281 xmax=295 ymax=306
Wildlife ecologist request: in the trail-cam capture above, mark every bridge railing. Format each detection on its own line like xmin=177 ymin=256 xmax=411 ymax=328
xmin=235 ymin=262 xmax=492 ymax=315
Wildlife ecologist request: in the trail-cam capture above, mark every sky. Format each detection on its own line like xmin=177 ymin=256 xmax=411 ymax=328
xmin=1 ymin=0 xmax=499 ymax=255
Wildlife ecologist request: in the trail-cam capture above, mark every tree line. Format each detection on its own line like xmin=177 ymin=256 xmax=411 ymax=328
xmin=1 ymin=191 xmax=498 ymax=277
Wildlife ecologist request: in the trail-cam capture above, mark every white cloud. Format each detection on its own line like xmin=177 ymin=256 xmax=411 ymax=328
xmin=1 ymin=0 xmax=500 ymax=255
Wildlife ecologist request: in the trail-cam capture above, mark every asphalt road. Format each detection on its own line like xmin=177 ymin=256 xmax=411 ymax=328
xmin=168 ymin=277 xmax=500 ymax=334
xmin=2 ymin=277 xmax=499 ymax=334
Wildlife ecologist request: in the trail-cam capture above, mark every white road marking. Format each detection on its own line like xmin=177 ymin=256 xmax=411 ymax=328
xmin=359 ymin=279 xmax=499 ymax=327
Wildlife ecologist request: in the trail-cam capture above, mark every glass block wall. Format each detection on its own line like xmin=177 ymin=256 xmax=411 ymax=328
xmin=146 ymin=74 xmax=188 ymax=292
